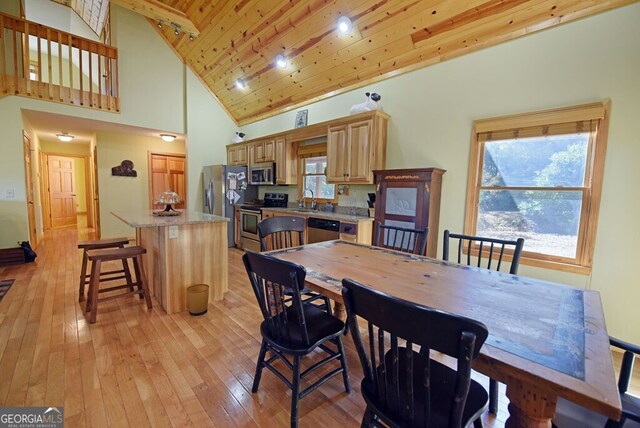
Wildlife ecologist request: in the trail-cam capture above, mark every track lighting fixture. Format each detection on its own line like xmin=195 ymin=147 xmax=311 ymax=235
xmin=275 ymin=54 xmax=288 ymax=68
xmin=157 ymin=21 xmax=163 ymax=29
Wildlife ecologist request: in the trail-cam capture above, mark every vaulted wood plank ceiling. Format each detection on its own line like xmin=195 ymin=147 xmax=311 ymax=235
xmin=62 ymin=1 xmax=636 ymax=125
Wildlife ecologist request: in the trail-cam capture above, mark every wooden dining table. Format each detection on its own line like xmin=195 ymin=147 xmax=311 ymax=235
xmin=267 ymin=240 xmax=622 ymax=428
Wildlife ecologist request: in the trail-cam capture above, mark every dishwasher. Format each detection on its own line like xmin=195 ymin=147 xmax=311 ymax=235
xmin=307 ymin=217 xmax=340 ymax=243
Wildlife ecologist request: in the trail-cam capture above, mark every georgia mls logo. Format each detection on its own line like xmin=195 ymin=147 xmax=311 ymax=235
xmin=0 ymin=406 xmax=64 ymax=427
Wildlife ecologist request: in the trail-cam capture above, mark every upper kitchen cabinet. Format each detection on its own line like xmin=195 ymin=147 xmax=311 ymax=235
xmin=326 ymin=111 xmax=389 ymax=184
xmin=227 ymin=144 xmax=248 ymax=166
xmin=251 ymin=139 xmax=275 ymax=164
xmin=275 ymin=137 xmax=297 ymax=185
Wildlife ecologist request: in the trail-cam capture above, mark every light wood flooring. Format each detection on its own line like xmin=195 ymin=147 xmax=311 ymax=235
xmin=0 ymin=226 xmax=636 ymax=427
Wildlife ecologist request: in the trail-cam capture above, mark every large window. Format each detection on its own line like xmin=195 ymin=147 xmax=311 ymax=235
xmin=464 ymin=102 xmax=610 ymax=273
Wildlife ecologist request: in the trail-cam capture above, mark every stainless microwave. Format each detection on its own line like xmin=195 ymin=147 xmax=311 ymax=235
xmin=249 ymin=162 xmax=275 ymax=185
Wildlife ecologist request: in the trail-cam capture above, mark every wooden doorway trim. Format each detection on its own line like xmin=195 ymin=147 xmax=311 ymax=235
xmin=23 ymin=132 xmax=38 ymax=248
xmin=148 ymin=151 xmax=188 ymax=210
xmin=42 ymin=152 xmax=93 ymax=230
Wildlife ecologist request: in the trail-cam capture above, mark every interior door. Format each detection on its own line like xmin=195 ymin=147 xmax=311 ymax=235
xmin=149 ymin=153 xmax=186 ymax=209
xmin=23 ymin=133 xmax=37 ymax=247
xmin=48 ymin=155 xmax=77 ymax=228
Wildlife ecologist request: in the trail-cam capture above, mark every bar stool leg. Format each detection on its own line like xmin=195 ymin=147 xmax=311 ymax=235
xmin=135 ymin=254 xmax=152 ymax=309
xmin=89 ymin=259 xmax=102 ymax=324
xmin=79 ymin=250 xmax=88 ymax=302
xmin=120 ymin=244 xmax=135 ymax=296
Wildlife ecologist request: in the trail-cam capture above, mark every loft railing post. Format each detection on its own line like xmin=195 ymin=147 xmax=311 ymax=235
xmin=47 ymin=28 xmax=53 ymax=99
xmin=23 ymin=20 xmax=30 ymax=95
xmin=0 ymin=15 xmax=6 ymax=95
xmin=68 ymin=33 xmax=73 ymax=104
xmin=12 ymin=24 xmax=18 ymax=94
xmin=57 ymin=30 xmax=63 ymax=101
xmin=88 ymin=41 xmax=93 ymax=107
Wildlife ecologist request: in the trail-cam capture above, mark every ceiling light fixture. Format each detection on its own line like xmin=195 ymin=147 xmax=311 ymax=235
xmin=337 ymin=16 xmax=353 ymax=34
xmin=235 ymin=79 xmax=247 ymax=90
xmin=157 ymin=21 xmax=163 ymax=29
xmin=275 ymin=54 xmax=288 ymax=68
xmin=170 ymin=22 xmax=181 ymax=36
xmin=56 ymin=132 xmax=74 ymax=142
xmin=160 ymin=134 xmax=176 ymax=142
xmin=189 ymin=33 xmax=194 ymax=41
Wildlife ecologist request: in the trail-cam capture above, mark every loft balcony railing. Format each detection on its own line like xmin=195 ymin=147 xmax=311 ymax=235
xmin=0 ymin=12 xmax=119 ymax=112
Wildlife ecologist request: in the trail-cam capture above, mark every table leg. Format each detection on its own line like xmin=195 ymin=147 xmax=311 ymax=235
xmin=333 ymin=301 xmax=347 ymax=321
xmin=505 ymin=380 xmax=557 ymax=428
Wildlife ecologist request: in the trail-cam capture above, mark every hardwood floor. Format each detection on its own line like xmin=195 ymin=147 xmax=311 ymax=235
xmin=0 ymin=227 xmax=636 ymax=427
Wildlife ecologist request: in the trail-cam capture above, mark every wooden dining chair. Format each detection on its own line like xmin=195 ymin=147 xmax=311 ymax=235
xmin=442 ymin=229 xmax=525 ymax=415
xmin=374 ymin=222 xmax=428 ymax=255
xmin=258 ymin=215 xmax=330 ymax=311
xmin=342 ymin=277 xmax=489 ymax=428
xmin=553 ymin=337 xmax=640 ymax=428
xmin=243 ymin=251 xmax=350 ymax=428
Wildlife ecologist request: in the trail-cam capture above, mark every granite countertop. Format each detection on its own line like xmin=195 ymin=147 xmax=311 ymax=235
xmin=112 ymin=211 xmax=229 ymax=228
xmin=260 ymin=207 xmax=374 ymax=223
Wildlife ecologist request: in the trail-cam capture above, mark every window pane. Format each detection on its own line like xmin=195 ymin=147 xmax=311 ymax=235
xmin=304 ymin=175 xmax=335 ymax=199
xmin=482 ymin=134 xmax=589 ymax=187
xmin=305 ymin=156 xmax=327 ymax=174
xmin=477 ymin=189 xmax=583 ymax=258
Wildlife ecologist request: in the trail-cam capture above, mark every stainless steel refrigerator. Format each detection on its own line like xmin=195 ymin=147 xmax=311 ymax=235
xmin=203 ymin=165 xmax=257 ymax=247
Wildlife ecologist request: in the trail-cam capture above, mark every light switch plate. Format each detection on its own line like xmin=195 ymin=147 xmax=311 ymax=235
xmin=5 ymin=188 xmax=14 ymax=198
xmin=168 ymin=225 xmax=179 ymax=239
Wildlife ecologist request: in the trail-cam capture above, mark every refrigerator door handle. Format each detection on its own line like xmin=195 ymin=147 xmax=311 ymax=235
xmin=206 ymin=179 xmax=214 ymax=214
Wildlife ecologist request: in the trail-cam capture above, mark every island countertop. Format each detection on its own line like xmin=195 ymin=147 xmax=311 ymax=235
xmin=112 ymin=210 xmax=229 ymax=228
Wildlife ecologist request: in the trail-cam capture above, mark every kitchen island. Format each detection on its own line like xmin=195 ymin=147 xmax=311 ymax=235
xmin=112 ymin=211 xmax=229 ymax=314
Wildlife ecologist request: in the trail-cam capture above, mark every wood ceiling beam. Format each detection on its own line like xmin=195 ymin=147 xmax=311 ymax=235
xmin=110 ymin=0 xmax=199 ymax=35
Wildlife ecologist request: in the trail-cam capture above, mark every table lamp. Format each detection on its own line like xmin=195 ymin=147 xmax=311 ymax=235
xmin=157 ymin=190 xmax=181 ymax=213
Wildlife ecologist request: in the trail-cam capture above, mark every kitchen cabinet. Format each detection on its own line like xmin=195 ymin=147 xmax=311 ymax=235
xmin=327 ymin=111 xmax=388 ymax=184
xmin=275 ymin=136 xmax=297 ymax=185
xmin=227 ymin=144 xmax=247 ymax=166
xmin=339 ymin=221 xmax=372 ymax=244
xmin=251 ymin=139 xmax=275 ymax=164
xmin=374 ymin=168 xmax=446 ymax=257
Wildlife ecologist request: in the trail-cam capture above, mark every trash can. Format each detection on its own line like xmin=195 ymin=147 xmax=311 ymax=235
xmin=187 ymin=284 xmax=209 ymax=316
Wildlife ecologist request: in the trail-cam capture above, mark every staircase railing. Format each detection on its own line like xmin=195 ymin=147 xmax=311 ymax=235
xmin=0 ymin=12 xmax=119 ymax=112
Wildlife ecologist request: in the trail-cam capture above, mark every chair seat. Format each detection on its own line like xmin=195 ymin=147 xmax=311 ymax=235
xmin=362 ymin=347 xmax=488 ymax=427
xmin=260 ymin=303 xmax=344 ymax=352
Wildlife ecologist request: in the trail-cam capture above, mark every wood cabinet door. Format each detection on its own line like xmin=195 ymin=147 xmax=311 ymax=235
xmin=236 ymin=145 xmax=247 ymax=165
xmin=150 ymin=154 xmax=186 ymax=209
xmin=327 ymin=125 xmax=348 ymax=182
xmin=347 ymin=119 xmax=372 ymax=182
xmin=275 ymin=138 xmax=286 ymax=184
xmin=227 ymin=147 xmax=236 ymax=165
xmin=254 ymin=141 xmax=266 ymax=163
xmin=263 ymin=139 xmax=275 ymax=162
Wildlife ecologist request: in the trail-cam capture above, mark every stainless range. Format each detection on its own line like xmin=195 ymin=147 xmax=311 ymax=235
xmin=239 ymin=193 xmax=288 ymax=252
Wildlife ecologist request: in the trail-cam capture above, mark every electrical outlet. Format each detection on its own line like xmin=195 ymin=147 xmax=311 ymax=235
xmin=5 ymin=188 xmax=14 ymax=198
xmin=168 ymin=225 xmax=178 ymax=239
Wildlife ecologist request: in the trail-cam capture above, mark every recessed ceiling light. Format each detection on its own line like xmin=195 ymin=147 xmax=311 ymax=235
xmin=56 ymin=133 xmax=74 ymax=142
xmin=235 ymin=79 xmax=247 ymax=90
xmin=160 ymin=134 xmax=176 ymax=142
xmin=337 ymin=16 xmax=353 ymax=34
xmin=275 ymin=54 xmax=287 ymax=68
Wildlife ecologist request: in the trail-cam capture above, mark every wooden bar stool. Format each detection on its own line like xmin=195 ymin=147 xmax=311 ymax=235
xmin=85 ymin=246 xmax=152 ymax=324
xmin=78 ymin=237 xmax=132 ymax=302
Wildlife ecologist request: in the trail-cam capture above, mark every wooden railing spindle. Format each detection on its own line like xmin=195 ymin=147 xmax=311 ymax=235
xmin=68 ymin=34 xmax=73 ymax=104
xmin=47 ymin=28 xmax=53 ymax=99
xmin=0 ymin=15 xmax=6 ymax=94
xmin=23 ymin=21 xmax=30 ymax=95
xmin=78 ymin=40 xmax=83 ymax=105
xmin=58 ymin=30 xmax=63 ymax=101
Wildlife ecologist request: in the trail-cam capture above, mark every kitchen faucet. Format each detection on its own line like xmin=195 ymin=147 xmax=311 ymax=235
xmin=302 ymin=188 xmax=317 ymax=210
